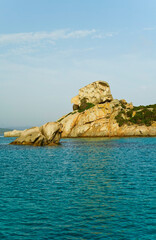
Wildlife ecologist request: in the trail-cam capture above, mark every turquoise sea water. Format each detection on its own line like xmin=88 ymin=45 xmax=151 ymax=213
xmin=0 ymin=136 xmax=156 ymax=240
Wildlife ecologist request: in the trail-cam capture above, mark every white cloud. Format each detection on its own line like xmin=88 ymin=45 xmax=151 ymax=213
xmin=0 ymin=29 xmax=118 ymax=46
xmin=0 ymin=29 xmax=96 ymax=45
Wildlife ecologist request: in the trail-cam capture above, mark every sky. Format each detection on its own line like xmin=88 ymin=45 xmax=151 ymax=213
xmin=0 ymin=0 xmax=156 ymax=128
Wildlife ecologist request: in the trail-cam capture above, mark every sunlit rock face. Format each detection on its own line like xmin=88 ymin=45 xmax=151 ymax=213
xmin=10 ymin=122 xmax=63 ymax=146
xmin=4 ymin=130 xmax=24 ymax=137
xmin=59 ymin=80 xmax=156 ymax=137
xmin=71 ymin=81 xmax=113 ymax=109
xmin=59 ymin=100 xmax=156 ymax=137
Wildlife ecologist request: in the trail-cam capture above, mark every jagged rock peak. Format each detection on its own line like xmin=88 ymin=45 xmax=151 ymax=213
xmin=71 ymin=81 xmax=113 ymax=109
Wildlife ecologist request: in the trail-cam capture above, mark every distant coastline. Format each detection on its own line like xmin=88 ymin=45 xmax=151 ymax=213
xmin=0 ymin=128 xmax=12 ymax=136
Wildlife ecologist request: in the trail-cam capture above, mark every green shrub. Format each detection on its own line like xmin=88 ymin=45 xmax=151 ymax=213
xmin=119 ymin=100 xmax=126 ymax=109
xmin=78 ymin=98 xmax=95 ymax=112
xmin=115 ymin=104 xmax=156 ymax=126
xmin=115 ymin=112 xmax=128 ymax=127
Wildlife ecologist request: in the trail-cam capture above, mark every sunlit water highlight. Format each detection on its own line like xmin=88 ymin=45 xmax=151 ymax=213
xmin=0 ymin=137 xmax=156 ymax=239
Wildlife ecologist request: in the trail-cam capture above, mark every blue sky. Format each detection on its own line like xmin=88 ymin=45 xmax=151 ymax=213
xmin=0 ymin=0 xmax=156 ymax=128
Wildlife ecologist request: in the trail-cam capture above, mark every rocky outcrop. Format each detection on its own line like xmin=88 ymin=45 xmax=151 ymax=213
xmin=4 ymin=130 xmax=24 ymax=137
xmin=58 ymin=91 xmax=156 ymax=137
xmin=71 ymin=81 xmax=113 ymax=110
xmin=10 ymin=122 xmax=62 ymax=146
xmin=6 ymin=80 xmax=156 ymax=140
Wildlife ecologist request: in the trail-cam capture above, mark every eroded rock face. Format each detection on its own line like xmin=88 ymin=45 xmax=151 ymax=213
xmin=71 ymin=81 xmax=113 ymax=107
xmin=10 ymin=122 xmax=63 ymax=146
xmin=58 ymin=100 xmax=156 ymax=137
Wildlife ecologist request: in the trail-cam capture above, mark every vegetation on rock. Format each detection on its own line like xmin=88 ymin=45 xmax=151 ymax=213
xmin=78 ymin=98 xmax=95 ymax=112
xmin=115 ymin=103 xmax=156 ymax=127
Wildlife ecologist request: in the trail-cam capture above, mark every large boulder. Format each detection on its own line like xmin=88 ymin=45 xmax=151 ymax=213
xmin=40 ymin=122 xmax=62 ymax=144
xmin=71 ymin=81 xmax=113 ymax=107
xmin=10 ymin=122 xmax=63 ymax=146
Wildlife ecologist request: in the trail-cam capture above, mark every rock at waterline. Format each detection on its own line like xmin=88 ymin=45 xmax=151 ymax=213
xmin=4 ymin=130 xmax=24 ymax=137
xmin=10 ymin=122 xmax=63 ymax=146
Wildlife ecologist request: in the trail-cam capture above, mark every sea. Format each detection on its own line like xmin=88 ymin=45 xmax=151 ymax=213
xmin=0 ymin=132 xmax=156 ymax=240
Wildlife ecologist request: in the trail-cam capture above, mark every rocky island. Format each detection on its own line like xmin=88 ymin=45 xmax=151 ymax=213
xmin=57 ymin=81 xmax=156 ymax=137
xmin=5 ymin=81 xmax=156 ymax=145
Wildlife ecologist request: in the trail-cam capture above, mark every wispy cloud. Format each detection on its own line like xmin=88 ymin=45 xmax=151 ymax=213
xmin=64 ymin=29 xmax=96 ymax=38
xmin=92 ymin=32 xmax=118 ymax=39
xmin=0 ymin=29 xmax=97 ymax=45
xmin=0 ymin=29 xmax=118 ymax=46
xmin=0 ymin=29 xmax=119 ymax=58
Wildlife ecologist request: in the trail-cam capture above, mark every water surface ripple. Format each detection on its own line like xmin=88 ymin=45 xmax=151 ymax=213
xmin=0 ymin=137 xmax=156 ymax=239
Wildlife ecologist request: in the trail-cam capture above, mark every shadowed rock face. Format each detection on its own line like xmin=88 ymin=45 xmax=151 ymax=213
xmin=10 ymin=122 xmax=63 ymax=146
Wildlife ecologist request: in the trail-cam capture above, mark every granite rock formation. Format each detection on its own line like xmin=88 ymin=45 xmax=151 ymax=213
xmin=10 ymin=122 xmax=62 ymax=146
xmin=5 ymin=81 xmax=156 ymax=139
xmin=71 ymin=81 xmax=113 ymax=110
xmin=58 ymin=81 xmax=156 ymax=137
